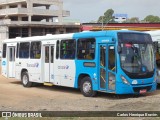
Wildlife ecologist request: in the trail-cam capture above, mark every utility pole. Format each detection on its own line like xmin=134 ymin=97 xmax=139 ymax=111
xmin=101 ymin=16 xmax=104 ymax=31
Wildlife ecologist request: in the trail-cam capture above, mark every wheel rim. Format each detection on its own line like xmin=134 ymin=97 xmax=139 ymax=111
xmin=22 ymin=75 xmax=28 ymax=85
xmin=83 ymin=81 xmax=91 ymax=94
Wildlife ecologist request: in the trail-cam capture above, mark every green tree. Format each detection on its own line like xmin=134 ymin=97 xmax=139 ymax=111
xmin=128 ymin=17 xmax=139 ymax=23
xmin=97 ymin=9 xmax=115 ymax=23
xmin=143 ymin=15 xmax=160 ymax=23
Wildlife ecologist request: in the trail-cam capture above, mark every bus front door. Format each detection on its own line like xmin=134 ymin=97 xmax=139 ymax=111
xmin=99 ymin=44 xmax=116 ymax=92
xmin=43 ymin=45 xmax=54 ymax=83
xmin=8 ymin=47 xmax=15 ymax=78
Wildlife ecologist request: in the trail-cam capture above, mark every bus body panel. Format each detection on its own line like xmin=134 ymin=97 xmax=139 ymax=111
xmin=54 ymin=60 xmax=76 ymax=87
xmin=15 ymin=59 xmax=42 ymax=83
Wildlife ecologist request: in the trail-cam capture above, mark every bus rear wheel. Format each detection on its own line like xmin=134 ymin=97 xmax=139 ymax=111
xmin=21 ymin=72 xmax=32 ymax=87
xmin=80 ymin=77 xmax=97 ymax=97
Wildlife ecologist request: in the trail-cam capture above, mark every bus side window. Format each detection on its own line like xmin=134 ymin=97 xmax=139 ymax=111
xmin=60 ymin=39 xmax=75 ymax=59
xmin=56 ymin=40 xmax=59 ymax=59
xmin=16 ymin=43 xmax=19 ymax=58
xmin=2 ymin=44 xmax=6 ymax=58
xmin=77 ymin=38 xmax=95 ymax=60
xmin=30 ymin=41 xmax=41 ymax=59
xmin=19 ymin=42 xmax=30 ymax=58
xmin=108 ymin=46 xmax=115 ymax=71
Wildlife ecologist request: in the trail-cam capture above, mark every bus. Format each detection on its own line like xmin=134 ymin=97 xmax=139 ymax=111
xmin=146 ymin=30 xmax=160 ymax=83
xmin=1 ymin=30 xmax=157 ymax=97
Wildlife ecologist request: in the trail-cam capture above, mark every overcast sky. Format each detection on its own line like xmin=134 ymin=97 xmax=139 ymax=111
xmin=63 ymin=0 xmax=160 ymax=23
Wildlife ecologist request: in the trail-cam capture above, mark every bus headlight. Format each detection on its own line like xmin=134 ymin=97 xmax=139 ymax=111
xmin=121 ymin=75 xmax=130 ymax=85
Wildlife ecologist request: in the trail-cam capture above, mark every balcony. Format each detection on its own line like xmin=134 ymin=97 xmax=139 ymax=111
xmin=0 ymin=0 xmax=26 ymax=5
xmin=0 ymin=8 xmax=70 ymax=17
xmin=0 ymin=0 xmax=62 ymax=6
xmin=0 ymin=19 xmax=80 ymax=26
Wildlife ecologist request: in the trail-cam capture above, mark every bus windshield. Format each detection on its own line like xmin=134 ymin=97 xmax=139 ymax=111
xmin=118 ymin=33 xmax=154 ymax=78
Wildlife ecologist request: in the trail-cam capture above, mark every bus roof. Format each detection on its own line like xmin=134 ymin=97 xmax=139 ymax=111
xmin=3 ymin=30 xmax=145 ymax=43
xmin=3 ymin=33 xmax=74 ymax=43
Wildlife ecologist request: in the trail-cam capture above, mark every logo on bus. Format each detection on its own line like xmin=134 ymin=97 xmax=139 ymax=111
xmin=58 ymin=65 xmax=69 ymax=69
xmin=27 ymin=63 xmax=39 ymax=68
xmin=2 ymin=61 xmax=6 ymax=66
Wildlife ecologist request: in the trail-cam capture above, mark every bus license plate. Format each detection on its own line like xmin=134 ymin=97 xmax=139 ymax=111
xmin=140 ymin=89 xmax=147 ymax=94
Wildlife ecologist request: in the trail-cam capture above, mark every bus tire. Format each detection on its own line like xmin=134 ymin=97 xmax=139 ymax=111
xmin=21 ymin=72 xmax=32 ymax=87
xmin=80 ymin=77 xmax=97 ymax=97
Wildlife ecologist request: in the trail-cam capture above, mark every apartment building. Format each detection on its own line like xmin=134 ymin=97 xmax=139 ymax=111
xmin=0 ymin=0 xmax=80 ymax=50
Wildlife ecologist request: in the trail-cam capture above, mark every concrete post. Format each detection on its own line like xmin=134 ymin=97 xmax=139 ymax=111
xmin=27 ymin=0 xmax=33 ymax=22
xmin=28 ymin=27 xmax=32 ymax=37
xmin=18 ymin=3 xmax=22 ymax=8
xmin=58 ymin=2 xmax=63 ymax=24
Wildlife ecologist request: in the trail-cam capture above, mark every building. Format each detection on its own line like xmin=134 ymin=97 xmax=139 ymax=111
xmin=113 ymin=14 xmax=128 ymax=23
xmin=0 ymin=0 xmax=80 ymax=50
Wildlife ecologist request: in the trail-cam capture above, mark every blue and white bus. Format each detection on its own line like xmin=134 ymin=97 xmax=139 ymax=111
xmin=1 ymin=30 xmax=157 ymax=97
xmin=146 ymin=30 xmax=160 ymax=84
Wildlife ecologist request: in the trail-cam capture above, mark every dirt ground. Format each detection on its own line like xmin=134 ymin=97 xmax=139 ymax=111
xmin=0 ymin=67 xmax=160 ymax=119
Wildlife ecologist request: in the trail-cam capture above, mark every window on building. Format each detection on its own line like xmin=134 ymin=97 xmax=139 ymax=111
xmin=60 ymin=39 xmax=76 ymax=59
xmin=77 ymin=38 xmax=95 ymax=60
xmin=2 ymin=44 xmax=6 ymax=58
xmin=19 ymin=42 xmax=30 ymax=58
xmin=30 ymin=42 xmax=41 ymax=59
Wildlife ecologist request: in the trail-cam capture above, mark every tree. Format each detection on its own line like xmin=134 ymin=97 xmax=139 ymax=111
xmin=143 ymin=15 xmax=160 ymax=23
xmin=128 ymin=17 xmax=139 ymax=23
xmin=97 ymin=16 xmax=103 ymax=23
xmin=97 ymin=9 xmax=115 ymax=23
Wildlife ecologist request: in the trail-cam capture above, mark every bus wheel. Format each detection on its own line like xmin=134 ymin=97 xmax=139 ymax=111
xmin=80 ymin=77 xmax=97 ymax=97
xmin=21 ymin=72 xmax=32 ymax=87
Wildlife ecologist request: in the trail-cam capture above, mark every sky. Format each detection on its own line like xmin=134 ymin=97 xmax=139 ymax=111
xmin=63 ymin=0 xmax=160 ymax=23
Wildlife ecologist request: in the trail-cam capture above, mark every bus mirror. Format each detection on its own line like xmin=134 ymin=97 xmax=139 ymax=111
xmin=118 ymin=45 xmax=122 ymax=53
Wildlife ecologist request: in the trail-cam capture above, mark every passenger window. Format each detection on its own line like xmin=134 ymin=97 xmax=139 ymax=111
xmin=16 ymin=43 xmax=19 ymax=58
xmin=77 ymin=38 xmax=95 ymax=60
xmin=108 ymin=46 xmax=115 ymax=71
xmin=56 ymin=40 xmax=60 ymax=59
xmin=30 ymin=42 xmax=41 ymax=59
xmin=2 ymin=44 xmax=6 ymax=58
xmin=19 ymin=42 xmax=30 ymax=58
xmin=45 ymin=46 xmax=49 ymax=63
xmin=60 ymin=39 xmax=75 ymax=59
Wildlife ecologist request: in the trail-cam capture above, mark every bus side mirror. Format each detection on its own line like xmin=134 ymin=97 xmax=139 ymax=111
xmin=117 ymin=45 xmax=122 ymax=53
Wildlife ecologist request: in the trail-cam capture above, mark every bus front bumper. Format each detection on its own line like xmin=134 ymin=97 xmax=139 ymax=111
xmin=116 ymin=82 xmax=157 ymax=94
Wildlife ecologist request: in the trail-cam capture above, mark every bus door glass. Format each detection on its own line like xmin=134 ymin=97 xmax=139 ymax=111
xmin=43 ymin=45 xmax=54 ymax=83
xmin=99 ymin=44 xmax=116 ymax=92
xmin=8 ymin=46 xmax=15 ymax=78
xmin=108 ymin=45 xmax=116 ymax=91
